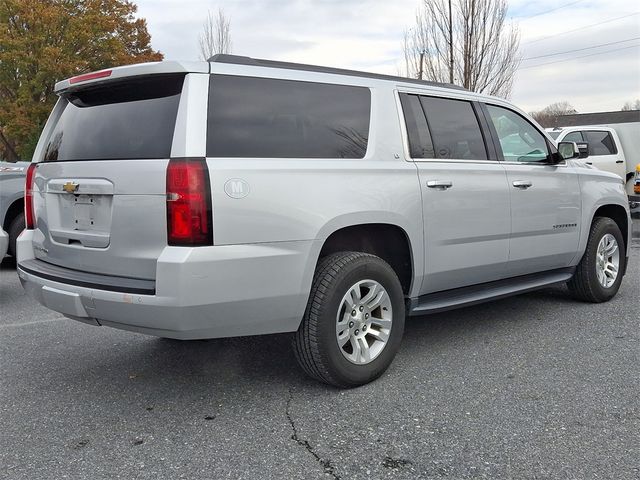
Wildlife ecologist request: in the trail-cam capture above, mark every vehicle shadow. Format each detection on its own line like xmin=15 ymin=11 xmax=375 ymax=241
xmin=1 ymin=255 xmax=16 ymax=270
xmin=9 ymin=259 xmax=634 ymax=400
xmin=33 ymin=284 xmax=577 ymax=396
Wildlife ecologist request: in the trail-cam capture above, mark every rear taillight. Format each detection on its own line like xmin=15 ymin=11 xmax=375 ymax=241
xmin=24 ymin=163 xmax=37 ymax=229
xmin=166 ymin=158 xmax=213 ymax=246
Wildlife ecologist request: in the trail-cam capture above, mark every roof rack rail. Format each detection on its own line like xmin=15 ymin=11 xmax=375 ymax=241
xmin=208 ymin=54 xmax=467 ymax=91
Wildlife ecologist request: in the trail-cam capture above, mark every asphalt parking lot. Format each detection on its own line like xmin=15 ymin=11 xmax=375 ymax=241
xmin=1 ymin=221 xmax=638 ymax=480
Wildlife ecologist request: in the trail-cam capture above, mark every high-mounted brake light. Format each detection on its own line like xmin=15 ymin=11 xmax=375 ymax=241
xmin=24 ymin=163 xmax=37 ymax=229
xmin=69 ymin=69 xmax=112 ymax=84
xmin=166 ymin=159 xmax=213 ymax=246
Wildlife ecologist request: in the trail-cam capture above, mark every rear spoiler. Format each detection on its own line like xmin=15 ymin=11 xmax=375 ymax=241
xmin=54 ymin=61 xmax=210 ymax=94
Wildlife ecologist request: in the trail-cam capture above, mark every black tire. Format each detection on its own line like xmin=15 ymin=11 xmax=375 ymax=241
xmin=567 ymin=217 xmax=625 ymax=303
xmin=293 ymin=251 xmax=405 ymax=388
xmin=7 ymin=211 xmax=25 ymax=258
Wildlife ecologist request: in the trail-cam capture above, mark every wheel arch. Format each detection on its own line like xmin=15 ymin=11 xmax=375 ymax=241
xmin=592 ymin=204 xmax=629 ymax=253
xmin=316 ymin=222 xmax=417 ymax=296
xmin=3 ymin=197 xmax=24 ymax=231
xmin=573 ymin=198 xmax=630 ymax=271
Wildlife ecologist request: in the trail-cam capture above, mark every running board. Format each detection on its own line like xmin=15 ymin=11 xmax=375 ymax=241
xmin=407 ymin=268 xmax=575 ymax=316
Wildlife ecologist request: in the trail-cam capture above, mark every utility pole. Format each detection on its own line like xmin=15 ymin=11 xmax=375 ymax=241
xmin=418 ymin=50 xmax=424 ymax=80
xmin=448 ymin=0 xmax=454 ymax=84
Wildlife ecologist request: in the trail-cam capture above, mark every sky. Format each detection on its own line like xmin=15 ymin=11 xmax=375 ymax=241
xmin=135 ymin=0 xmax=640 ymax=114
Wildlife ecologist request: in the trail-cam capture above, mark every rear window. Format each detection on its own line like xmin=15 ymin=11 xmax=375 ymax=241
xmin=43 ymin=74 xmax=184 ymax=161
xmin=585 ymin=130 xmax=617 ymax=156
xmin=206 ymin=75 xmax=371 ymax=158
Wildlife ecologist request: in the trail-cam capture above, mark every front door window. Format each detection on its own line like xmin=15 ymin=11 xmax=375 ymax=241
xmin=486 ymin=105 xmax=549 ymax=163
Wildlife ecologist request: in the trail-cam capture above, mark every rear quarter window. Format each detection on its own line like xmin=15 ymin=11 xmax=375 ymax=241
xmin=585 ymin=131 xmax=617 ymax=156
xmin=43 ymin=74 xmax=184 ymax=162
xmin=206 ymin=75 xmax=371 ymax=158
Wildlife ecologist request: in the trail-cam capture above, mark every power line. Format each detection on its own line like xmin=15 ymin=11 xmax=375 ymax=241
xmin=518 ymin=43 xmax=640 ymax=70
xmin=522 ymin=36 xmax=640 ymax=61
xmin=522 ymin=12 xmax=640 ymax=45
xmin=515 ymin=0 xmax=586 ymax=21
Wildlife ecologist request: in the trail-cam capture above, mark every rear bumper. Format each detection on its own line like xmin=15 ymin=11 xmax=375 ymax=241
xmin=0 ymin=228 xmax=8 ymax=259
xmin=17 ymin=231 xmax=318 ymax=339
xmin=19 ymin=259 xmax=156 ymax=294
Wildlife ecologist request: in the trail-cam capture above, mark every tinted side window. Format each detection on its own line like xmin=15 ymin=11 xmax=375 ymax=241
xmin=585 ymin=131 xmax=617 ymax=155
xmin=562 ymin=131 xmax=584 ymax=143
xmin=44 ymin=74 xmax=184 ymax=161
xmin=399 ymin=94 xmax=434 ymax=158
xmin=418 ymin=97 xmax=487 ymax=160
xmin=486 ymin=105 xmax=549 ymax=163
xmin=207 ymin=75 xmax=371 ymax=158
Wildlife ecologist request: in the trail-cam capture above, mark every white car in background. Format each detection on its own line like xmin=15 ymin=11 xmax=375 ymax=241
xmin=547 ymin=125 xmax=640 ymax=213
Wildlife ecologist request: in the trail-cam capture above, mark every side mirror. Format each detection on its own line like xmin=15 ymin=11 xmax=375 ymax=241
xmin=557 ymin=141 xmax=580 ymax=160
xmin=576 ymin=142 xmax=589 ymax=159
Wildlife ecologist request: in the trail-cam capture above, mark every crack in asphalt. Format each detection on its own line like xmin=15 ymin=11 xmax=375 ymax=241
xmin=286 ymin=388 xmax=340 ymax=480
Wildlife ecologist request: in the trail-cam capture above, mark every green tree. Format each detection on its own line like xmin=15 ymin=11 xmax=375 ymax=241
xmin=0 ymin=0 xmax=163 ymax=161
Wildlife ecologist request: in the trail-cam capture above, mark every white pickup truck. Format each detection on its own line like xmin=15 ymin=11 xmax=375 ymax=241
xmin=548 ymin=125 xmax=640 ymax=213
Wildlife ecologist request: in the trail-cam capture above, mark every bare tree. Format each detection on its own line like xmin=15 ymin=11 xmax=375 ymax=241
xmin=530 ymin=101 xmax=577 ymax=128
xmin=621 ymin=99 xmax=640 ymax=111
xmin=199 ymin=8 xmax=232 ymax=60
xmin=402 ymin=0 xmax=520 ymax=98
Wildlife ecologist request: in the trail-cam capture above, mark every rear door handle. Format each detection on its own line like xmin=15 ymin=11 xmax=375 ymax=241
xmin=427 ymin=180 xmax=453 ymax=189
xmin=512 ymin=180 xmax=533 ymax=189
xmin=615 ymin=160 xmax=624 ymax=164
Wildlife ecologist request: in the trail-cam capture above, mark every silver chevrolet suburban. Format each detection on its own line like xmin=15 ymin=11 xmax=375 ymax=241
xmin=18 ymin=55 xmax=631 ymax=387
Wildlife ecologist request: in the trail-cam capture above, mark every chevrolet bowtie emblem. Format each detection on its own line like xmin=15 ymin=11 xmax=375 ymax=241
xmin=62 ymin=181 xmax=79 ymax=193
